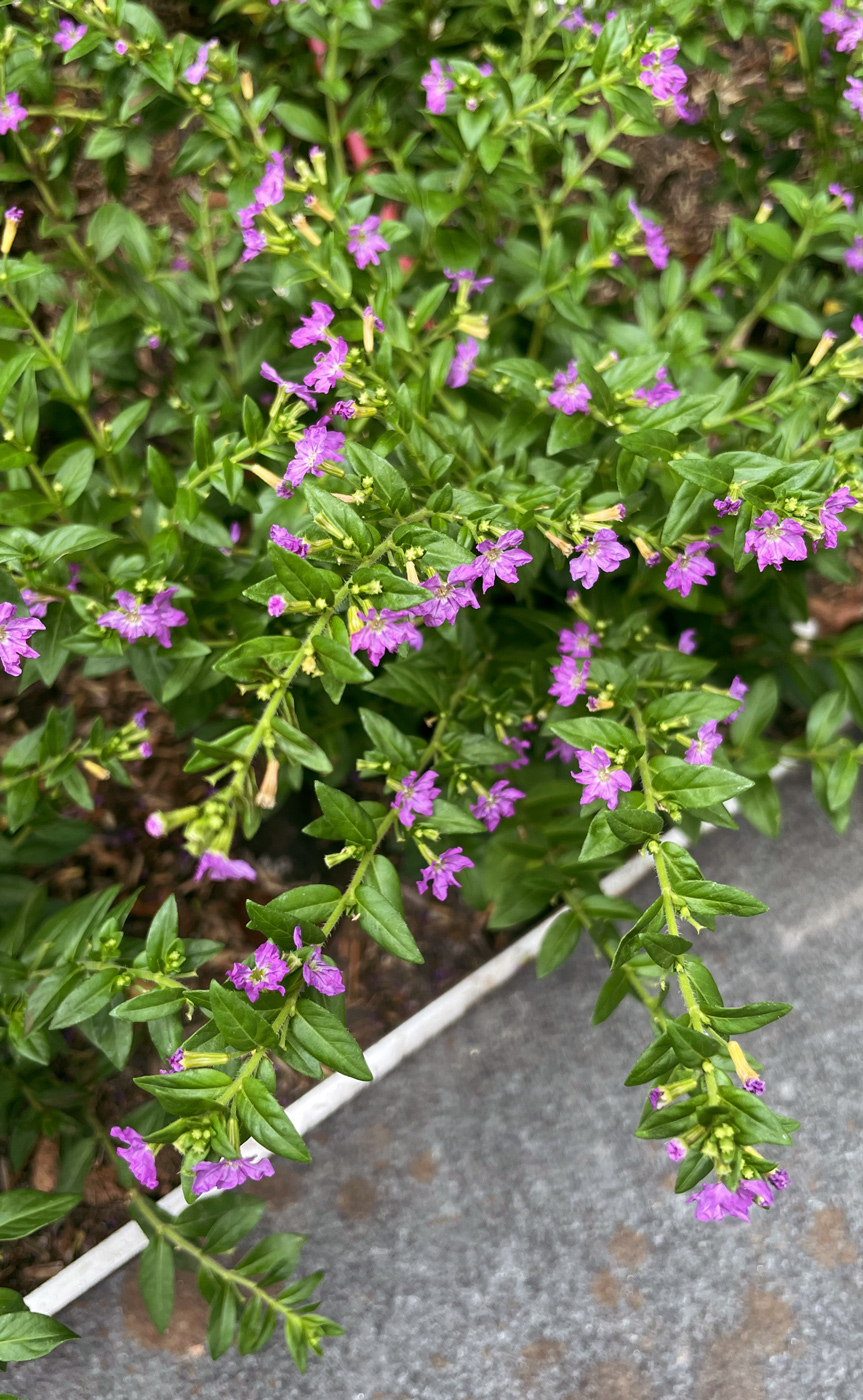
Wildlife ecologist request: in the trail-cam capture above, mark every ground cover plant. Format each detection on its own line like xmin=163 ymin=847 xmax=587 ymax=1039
xmin=1 ymin=0 xmax=863 ymax=1375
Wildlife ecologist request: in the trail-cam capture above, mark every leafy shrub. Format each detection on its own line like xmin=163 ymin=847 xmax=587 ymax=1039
xmin=1 ymin=0 xmax=862 ymax=1372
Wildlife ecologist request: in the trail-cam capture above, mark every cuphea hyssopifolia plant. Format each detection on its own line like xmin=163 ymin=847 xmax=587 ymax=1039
xmin=1 ymin=0 xmax=863 ymax=1369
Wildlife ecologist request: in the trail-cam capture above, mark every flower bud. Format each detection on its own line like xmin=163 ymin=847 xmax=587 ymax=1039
xmin=292 ymin=213 xmax=321 ymax=246
xmin=256 ymin=756 xmax=280 ymax=809
xmin=1 ymin=207 xmax=22 ymax=256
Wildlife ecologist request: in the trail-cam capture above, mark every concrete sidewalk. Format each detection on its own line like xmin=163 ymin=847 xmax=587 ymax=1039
xmin=17 ymin=771 xmax=863 ymax=1399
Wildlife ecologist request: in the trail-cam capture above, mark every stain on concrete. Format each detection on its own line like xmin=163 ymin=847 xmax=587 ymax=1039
xmin=429 ymin=1352 xmax=449 ymax=1369
xmin=336 ymin=1176 xmax=378 ymax=1219
xmin=568 ymin=1360 xmax=654 ymax=1399
xmin=590 ymin=1267 xmax=622 ymax=1307
xmin=695 ymin=1288 xmax=794 ymax=1400
xmin=407 ymin=1149 xmax=438 ymax=1183
xmin=804 ymin=1205 xmax=857 ymax=1269
xmin=608 ymin=1226 xmax=649 ymax=1270
xmin=122 ymin=1270 xmax=208 ymax=1355
xmin=520 ymin=1337 xmax=568 ymax=1376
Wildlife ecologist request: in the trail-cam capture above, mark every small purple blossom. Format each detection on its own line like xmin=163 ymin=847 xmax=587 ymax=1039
xmin=648 ymin=1087 xmax=665 ymax=1110
xmin=421 ymin=58 xmax=454 ymax=115
xmin=639 ymin=47 xmax=688 ymax=102
xmin=572 ymin=747 xmax=632 ymax=809
xmin=417 ymin=847 xmax=474 ymax=900
xmin=678 ymin=628 xmax=697 ymax=654
xmin=114 ymin=39 xmax=129 ymax=55
xmin=853 ymin=313 xmax=863 ymax=338
xmin=830 ymin=182 xmax=854 ymax=209
xmin=111 ymin=1126 xmax=158 ymax=1190
xmin=268 ymin=595 xmax=286 ymax=618
xmin=685 ymin=719 xmax=723 ymax=766
xmin=715 ymin=496 xmax=741 ymax=517
xmin=687 ymin=1178 xmax=774 ymax=1222
xmin=449 ymin=530 xmax=532 ymax=593
xmin=666 ymin=1139 xmax=686 ymax=1162
xmin=724 ymin=675 xmax=748 ymax=723
xmin=282 ymin=420 xmax=345 ymax=489
xmin=195 ymin=850 xmax=257 ymax=883
xmin=0 ymin=93 xmax=27 ymax=135
xmin=845 ymin=236 xmax=863 ymax=272
xmin=470 ymin=779 xmax=525 ymax=831
xmin=139 ymin=742 xmax=152 ymax=759
xmin=290 ymin=302 xmax=334 ymax=348
xmin=569 ymin=529 xmax=629 ymax=589
xmin=494 ymin=736 xmax=531 ymax=771
xmin=4 ymin=207 xmax=23 ymax=225
xmin=184 ymin=41 xmax=214 ymax=84
xmin=0 ymin=602 xmax=44 ymax=676
xmin=545 ymin=736 xmax=579 ymax=765
xmin=413 ymin=573 xmax=479 ymax=627
xmin=254 ymin=151 xmax=285 ymax=207
xmin=293 ymin=929 xmax=345 ymax=996
xmin=633 ymin=366 xmax=680 ymax=408
xmin=443 ymin=268 xmax=494 ymax=297
xmin=20 ymin=588 xmax=50 ymax=619
xmin=392 ymin=769 xmax=440 ymax=827
xmin=446 ymin=338 xmax=479 ymax=388
xmin=304 ymin=337 xmax=348 ymax=393
xmin=146 ymin=588 xmax=188 ymax=648
xmin=192 ymin=1156 xmax=275 ymax=1197
xmin=769 ymin=1169 xmax=790 ymax=1190
xmin=347 ymin=215 xmax=390 ymax=270
xmin=744 ymin=1077 xmax=766 ymax=1095
xmin=819 ymin=485 xmax=858 ymax=549
xmin=558 ymin=622 xmax=598 ymax=657
xmin=629 ymin=200 xmax=669 ymax=270
xmin=145 ymin=813 xmax=166 ymax=838
xmin=237 ymin=202 xmax=266 ymax=262
xmin=161 ymin=1049 xmax=185 ymax=1074
xmin=549 ymin=655 xmax=590 ymax=706
xmin=228 ymin=939 xmax=289 ymax=1001
xmin=744 ymin=511 xmax=808 ymax=572
xmin=332 ymin=399 xmax=356 ymax=418
xmin=351 ymin=608 xmax=422 ymax=666
xmin=664 ymin=541 xmax=716 ymax=597
xmin=54 ymin=18 xmax=87 ymax=51
xmin=270 ymin=524 xmax=310 ymax=557
xmin=548 ymin=360 xmax=592 ymax=415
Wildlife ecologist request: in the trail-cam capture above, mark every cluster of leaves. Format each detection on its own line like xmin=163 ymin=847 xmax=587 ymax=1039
xmin=1 ymin=0 xmax=863 ymax=1375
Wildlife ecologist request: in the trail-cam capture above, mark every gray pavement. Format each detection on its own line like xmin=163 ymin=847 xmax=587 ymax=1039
xmin=16 ymin=771 xmax=863 ymax=1399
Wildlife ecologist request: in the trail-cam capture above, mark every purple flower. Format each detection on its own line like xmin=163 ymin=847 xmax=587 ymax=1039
xmin=744 ymin=511 xmax=807 ymax=572
xmin=0 ymin=93 xmax=28 ymax=135
xmin=293 ymin=929 xmax=345 ymax=996
xmin=332 ymin=399 xmax=356 ymax=418
xmin=413 ymin=573 xmax=479 ymax=627
xmin=664 ymin=541 xmax=716 ymax=597
xmin=172 ymin=256 xmax=191 ymax=272
xmin=54 ymin=18 xmax=87 ymax=51
xmin=549 ymin=655 xmax=590 ymax=707
xmin=351 ymin=608 xmax=423 ymax=666
xmin=4 ymin=207 xmax=23 ymax=225
xmin=559 ymin=622 xmax=598 ymax=657
xmin=853 ymin=314 xmax=863 ymax=338
xmin=145 ymin=813 xmax=166 ymax=838
xmin=678 ymin=628 xmax=697 ymax=654
xmin=845 ymin=236 xmax=863 ymax=272
xmin=140 ymin=742 xmax=152 ymax=759
xmin=446 ymin=338 xmax=479 ymax=388
xmin=254 ymin=151 xmax=285 ymax=207
xmin=347 ymin=215 xmax=390 ymax=270
xmin=192 ymin=1156 xmax=275 ymax=1196
xmin=666 ymin=1139 xmax=686 ymax=1162
xmin=648 ymin=1087 xmax=665 ymax=1110
xmin=238 ymin=203 xmax=266 ymax=262
xmin=639 ymin=46 xmax=688 ymax=101
xmin=421 ymin=59 xmax=454 ymax=115
xmin=228 ymin=939 xmax=289 ymax=1001
xmin=184 ymin=42 xmax=214 ymax=84
xmin=290 ymin=302 xmax=334 ymax=348
xmin=685 ymin=719 xmax=723 ymax=766
xmin=282 ymin=420 xmax=345 ymax=488
xmin=161 ymin=1049 xmax=185 ymax=1074
xmin=270 ymin=524 xmax=310 ymax=556
xmin=829 ymin=182 xmax=854 ymax=209
xmin=20 ymin=588 xmax=50 ymax=619
xmin=687 ymin=1178 xmax=774 ymax=1222
xmin=769 ymin=1169 xmax=790 ymax=1190
xmin=822 ymin=1 xmax=851 ymax=34
xmin=260 ymin=365 xmax=318 ymax=408
xmin=846 ymin=77 xmax=863 ymax=115
xmin=633 ymin=366 xmax=680 ymax=408
xmin=569 ymin=529 xmax=630 ymax=589
xmin=417 ymin=846 xmax=474 ymax=900
xmin=714 ymin=496 xmax=741 ymax=517
xmin=548 ymin=360 xmax=592 ymax=415
xmin=494 ymin=736 xmax=531 ymax=770
xmin=744 ymin=1077 xmax=766 ymax=1095
xmin=304 ymin=337 xmax=348 ymax=393
xmin=545 ymin=736 xmax=579 ymax=764
xmin=470 ymin=779 xmax=525 ymax=831
xmin=68 ymin=564 xmax=81 ymax=595
xmin=195 ymin=850 xmax=257 ymax=883
xmin=133 ymin=709 xmax=148 ymax=729
xmin=268 ymin=594 xmax=286 ymax=617
xmin=115 ymin=39 xmax=128 ymax=55
xmin=392 ymin=769 xmax=440 ymax=827
xmin=443 ymin=268 xmax=494 ymax=297
xmin=725 ymin=675 xmax=748 ymax=723
xmin=145 ymin=588 xmax=187 ymax=647
xmin=0 ymin=602 xmax=44 ymax=676
xmin=837 ymin=13 xmax=863 ymax=49
xmin=111 ymin=1126 xmax=158 ymax=1191
xmin=572 ymin=746 xmax=632 ymax=809
xmin=629 ymin=201 xmax=669 ymax=270
xmin=819 ymin=485 xmax=858 ymax=549
xmin=449 ymin=530 xmax=533 ymax=593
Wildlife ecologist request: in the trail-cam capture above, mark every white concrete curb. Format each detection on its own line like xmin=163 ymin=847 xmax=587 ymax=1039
xmin=23 ymin=760 xmax=795 ymax=1320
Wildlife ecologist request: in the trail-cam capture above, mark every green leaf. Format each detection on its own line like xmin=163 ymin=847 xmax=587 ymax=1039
xmin=145 ymin=894 xmax=179 ymax=973
xmin=206 ymin=1280 xmax=238 ymax=1360
xmin=606 ymin=807 xmax=663 ymax=844
xmin=139 ymin=1236 xmax=174 ymax=1334
xmin=536 ymin=909 xmax=582 ymax=977
xmin=745 ymin=220 xmax=794 ymax=261
xmin=665 ymin=1020 xmax=718 ymax=1068
xmin=274 ymin=100 xmax=328 ymax=145
xmin=428 ymin=798 xmax=485 ymax=834
xmin=247 ymin=886 xmax=340 ymax=934
xmin=0 ymin=1310 xmax=77 ymax=1363
xmin=359 ymin=708 xmax=418 ymax=766
xmin=0 ymin=1190 xmax=80 ymax=1241
xmin=271 ymin=718 xmax=332 ymax=773
xmin=703 ymin=1001 xmax=792 ymax=1034
xmin=209 ymin=981 xmax=277 ymax=1053
xmin=290 ymin=1000 xmax=372 ymax=1080
xmin=111 ymin=986 xmax=186 ymax=1021
xmin=722 ymin=1087 xmax=796 ymax=1146
xmin=674 ymin=1151 xmax=713 ymax=1194
xmin=675 ymin=879 xmax=768 ymax=917
xmin=49 ymin=968 xmax=118 ymax=1029
xmin=650 ymin=756 xmax=753 ymax=808
xmin=267 ymin=543 xmax=336 ymax=603
xmin=313 ymin=635 xmax=373 ymax=684
xmin=610 ymin=897 xmax=665 ymax=969
xmin=314 ymin=782 xmax=377 ymax=845
xmin=304 ymin=482 xmax=375 ymax=554
xmin=591 ymin=968 xmax=629 ymax=1024
xmin=545 ymin=716 xmax=637 ymax=752
xmin=671 ymin=453 xmax=733 ymax=498
xmin=355 ymin=886 xmax=423 ymax=963
xmin=623 ymin=1034 xmax=676 ymax=1086
xmin=806 ymin=690 xmax=846 ymax=750
xmin=147 ymin=445 xmax=177 ymax=507
xmin=133 ymin=1068 xmax=233 ymax=1115
xmin=237 ymin=1080 xmax=311 ymax=1161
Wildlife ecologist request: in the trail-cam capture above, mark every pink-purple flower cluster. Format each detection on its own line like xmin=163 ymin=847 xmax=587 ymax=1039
xmin=570 ymin=529 xmax=629 ymax=589
xmin=98 ymin=588 xmax=187 ymax=647
xmin=293 ymin=929 xmax=345 ymax=996
xmin=54 ymin=18 xmax=87 ymax=51
xmin=687 ymin=1177 xmax=774 ymax=1222
xmin=195 ymin=851 xmax=257 ymax=883
xmin=469 ymin=779 xmax=525 ymax=831
xmin=628 ymin=201 xmax=670 ymax=270
xmin=449 ymin=531 xmax=533 ymax=593
xmin=350 ymin=608 xmax=423 ymax=666
xmin=664 ymin=541 xmax=715 ymax=597
xmin=392 ymin=770 xmax=440 ymax=827
xmin=228 ymin=939 xmax=289 ymax=1001
xmin=571 ymin=746 xmax=632 ymax=809
xmin=421 ymin=59 xmax=454 ymax=114
xmin=548 ymin=360 xmax=592 ymax=415
xmin=0 ymin=93 xmax=27 ymax=135
xmin=111 ymin=1126 xmax=158 ymax=1190
xmin=347 ymin=215 xmax=390 ymax=270
xmin=417 ymin=847 xmax=474 ymax=900
xmin=633 ymin=366 xmax=680 ymax=408
xmin=447 ymin=338 xmax=479 ymax=388
xmin=412 ymin=573 xmax=479 ymax=627
xmin=192 ymin=1156 xmax=275 ymax=1196
xmin=685 ymin=719 xmax=723 ymax=766
xmin=270 ymin=524 xmax=310 ymax=556
xmin=0 ymin=602 xmax=44 ymax=677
